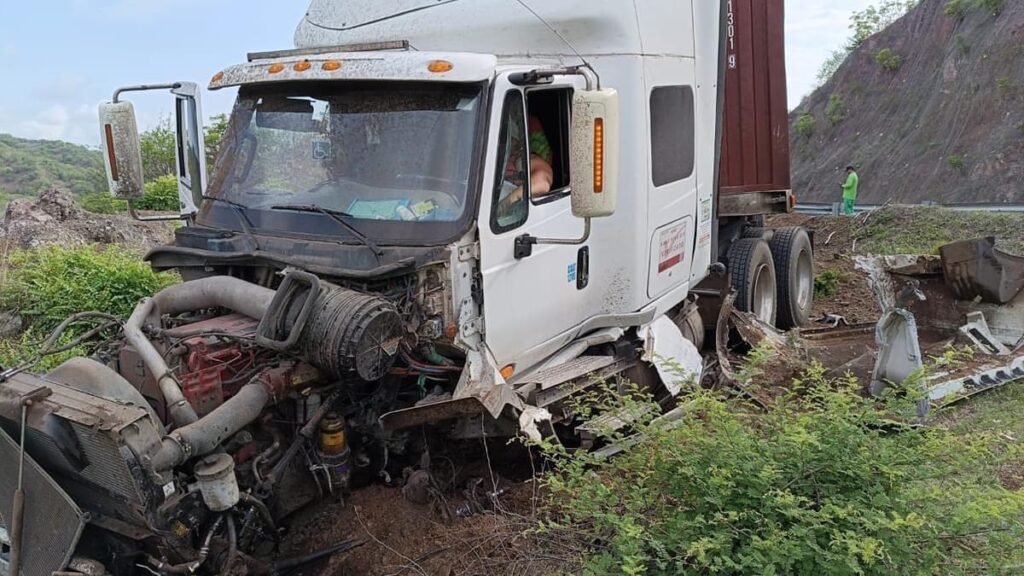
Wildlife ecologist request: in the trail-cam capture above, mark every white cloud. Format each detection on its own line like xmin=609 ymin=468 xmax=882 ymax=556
xmin=12 ymin=103 xmax=99 ymax=146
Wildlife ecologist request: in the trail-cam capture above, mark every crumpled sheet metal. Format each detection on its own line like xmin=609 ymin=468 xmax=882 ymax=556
xmin=638 ymin=316 xmax=703 ymax=397
xmin=940 ymin=237 xmax=1024 ymax=305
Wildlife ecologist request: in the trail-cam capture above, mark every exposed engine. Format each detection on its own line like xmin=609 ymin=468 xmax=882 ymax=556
xmin=0 ymin=266 xmax=468 ymax=575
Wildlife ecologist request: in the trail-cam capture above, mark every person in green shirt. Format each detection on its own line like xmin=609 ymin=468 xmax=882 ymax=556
xmin=840 ymin=165 xmax=859 ymax=216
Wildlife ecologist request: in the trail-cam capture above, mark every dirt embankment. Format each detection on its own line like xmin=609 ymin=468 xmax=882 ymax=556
xmin=0 ymin=188 xmax=174 ymax=252
xmin=790 ymin=0 xmax=1024 ymax=204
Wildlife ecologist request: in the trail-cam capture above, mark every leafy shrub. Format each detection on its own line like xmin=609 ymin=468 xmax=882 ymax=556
xmin=945 ymin=0 xmax=971 ymax=19
xmin=814 ymin=268 xmax=843 ymax=299
xmin=875 ymin=48 xmax=903 ymax=71
xmin=134 ymin=174 xmax=181 ymax=211
xmin=976 ymin=0 xmax=1004 ymax=16
xmin=537 ymin=366 xmax=1024 ymax=575
xmin=996 ymin=77 xmax=1014 ymax=90
xmin=947 ymin=154 xmax=966 ymax=172
xmin=79 ymin=193 xmax=128 ymax=214
xmin=826 ymin=94 xmax=848 ymax=125
xmin=794 ymin=114 xmax=816 ymax=138
xmin=0 ymin=245 xmax=177 ymax=333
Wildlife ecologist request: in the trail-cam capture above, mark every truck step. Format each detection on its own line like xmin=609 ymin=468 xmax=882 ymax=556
xmin=515 ymin=356 xmax=634 ymax=409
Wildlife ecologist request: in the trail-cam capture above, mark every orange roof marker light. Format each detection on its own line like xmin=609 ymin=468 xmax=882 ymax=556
xmin=427 ymin=60 xmax=454 ymax=74
xmin=210 ymin=71 xmax=224 ymax=83
xmin=322 ymin=60 xmax=343 ymax=72
xmin=268 ymin=63 xmax=285 ymax=74
xmin=293 ymin=60 xmax=312 ymax=72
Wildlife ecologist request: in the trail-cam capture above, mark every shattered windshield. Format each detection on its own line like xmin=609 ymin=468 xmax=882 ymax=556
xmin=198 ymin=82 xmax=484 ymax=244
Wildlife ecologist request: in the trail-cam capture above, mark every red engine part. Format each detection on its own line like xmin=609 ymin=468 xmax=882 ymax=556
xmin=170 ymin=314 xmax=261 ymax=417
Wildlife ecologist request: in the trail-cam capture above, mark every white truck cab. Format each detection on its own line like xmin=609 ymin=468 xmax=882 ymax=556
xmin=98 ymin=0 xmax=811 ymax=436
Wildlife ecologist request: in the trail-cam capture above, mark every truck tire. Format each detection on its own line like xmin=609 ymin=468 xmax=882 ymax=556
xmin=769 ymin=227 xmax=814 ymax=329
xmin=741 ymin=227 xmax=772 ymax=241
xmin=727 ymin=238 xmax=777 ymax=326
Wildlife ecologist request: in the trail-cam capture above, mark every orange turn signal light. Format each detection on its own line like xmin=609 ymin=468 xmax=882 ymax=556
xmin=322 ymin=60 xmax=343 ymax=71
xmin=427 ymin=60 xmax=454 ymax=73
xmin=210 ymin=71 xmax=224 ymax=83
xmin=593 ymin=118 xmax=605 ymax=193
xmin=500 ymin=364 xmax=516 ymax=380
xmin=268 ymin=63 xmax=285 ymax=74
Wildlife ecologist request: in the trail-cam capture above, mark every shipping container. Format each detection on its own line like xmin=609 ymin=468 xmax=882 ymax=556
xmin=720 ymin=0 xmax=791 ymax=202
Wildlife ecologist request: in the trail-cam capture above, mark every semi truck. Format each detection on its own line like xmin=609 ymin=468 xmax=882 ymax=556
xmin=0 ymin=1 xmax=813 ymax=574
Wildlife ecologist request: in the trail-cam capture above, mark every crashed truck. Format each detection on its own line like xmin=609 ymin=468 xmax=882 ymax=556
xmin=0 ymin=1 xmax=814 ymax=574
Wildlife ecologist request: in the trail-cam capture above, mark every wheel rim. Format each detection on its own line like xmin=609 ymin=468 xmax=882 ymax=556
xmin=751 ymin=263 xmax=776 ymax=324
xmin=795 ymin=249 xmax=814 ymax=311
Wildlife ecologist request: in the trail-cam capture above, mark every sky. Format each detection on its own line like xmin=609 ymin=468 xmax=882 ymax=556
xmin=0 ymin=0 xmax=876 ymax=147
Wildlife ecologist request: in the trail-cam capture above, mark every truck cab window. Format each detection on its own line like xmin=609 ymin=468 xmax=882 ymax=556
xmin=650 ymin=85 xmax=696 ymax=187
xmin=525 ymin=88 xmax=572 ymax=204
xmin=491 ymin=91 xmax=529 ymax=233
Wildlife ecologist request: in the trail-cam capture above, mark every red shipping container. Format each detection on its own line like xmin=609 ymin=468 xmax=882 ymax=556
xmin=720 ymin=0 xmax=791 ymax=196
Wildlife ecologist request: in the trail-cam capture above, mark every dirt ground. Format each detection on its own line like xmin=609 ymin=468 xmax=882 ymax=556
xmin=279 ymin=444 xmax=567 ymax=576
xmin=0 ymin=188 xmax=175 ymax=252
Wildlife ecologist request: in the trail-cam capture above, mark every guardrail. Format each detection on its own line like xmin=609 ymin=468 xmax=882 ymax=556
xmin=794 ymin=202 xmax=1024 ymax=215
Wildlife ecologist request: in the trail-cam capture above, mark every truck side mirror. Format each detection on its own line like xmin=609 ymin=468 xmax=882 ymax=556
xmin=570 ymin=89 xmax=619 ymax=219
xmin=98 ymin=101 xmax=145 ymax=200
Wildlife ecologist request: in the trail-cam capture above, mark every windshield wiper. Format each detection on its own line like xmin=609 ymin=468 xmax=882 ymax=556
xmin=270 ymin=204 xmax=384 ymax=259
xmin=202 ymin=195 xmax=260 ymax=250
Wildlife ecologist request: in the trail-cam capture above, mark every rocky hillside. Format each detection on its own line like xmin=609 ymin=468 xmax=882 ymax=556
xmin=0 ymin=133 xmax=105 ymax=206
xmin=790 ymin=0 xmax=1024 ymax=204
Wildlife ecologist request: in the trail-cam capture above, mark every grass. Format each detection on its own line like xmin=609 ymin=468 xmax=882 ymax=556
xmin=794 ymin=114 xmax=816 ymax=138
xmin=854 ymin=206 xmax=1024 ymax=255
xmin=875 ymin=48 xmax=903 ymax=72
xmin=814 ymin=268 xmax=843 ymax=299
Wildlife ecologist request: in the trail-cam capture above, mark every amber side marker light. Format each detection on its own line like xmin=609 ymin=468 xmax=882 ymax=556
xmin=294 ymin=60 xmax=312 ymax=72
xmin=500 ymin=364 xmax=516 ymax=380
xmin=210 ymin=71 xmax=224 ymax=83
xmin=322 ymin=60 xmax=343 ymax=71
xmin=427 ymin=60 xmax=454 ymax=73
xmin=593 ymin=118 xmax=605 ymax=193
xmin=268 ymin=63 xmax=285 ymax=74
xmin=104 ymin=125 xmax=119 ymax=182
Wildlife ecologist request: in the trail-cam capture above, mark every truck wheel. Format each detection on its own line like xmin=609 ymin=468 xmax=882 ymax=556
xmin=727 ymin=238 xmax=777 ymax=326
xmin=769 ymin=227 xmax=814 ymax=329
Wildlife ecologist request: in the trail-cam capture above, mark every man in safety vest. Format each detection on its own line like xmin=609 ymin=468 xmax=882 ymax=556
xmin=840 ymin=165 xmax=859 ymax=216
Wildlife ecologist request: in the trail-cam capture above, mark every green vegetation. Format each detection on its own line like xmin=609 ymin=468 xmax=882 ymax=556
xmin=0 ymin=133 xmax=105 ymax=197
xmin=996 ymin=77 xmax=1015 ymax=90
xmin=79 ymin=193 xmax=128 ymax=214
xmin=794 ymin=114 xmax=816 ymax=138
xmin=853 ymin=206 xmax=1024 ymax=255
xmin=947 ymin=153 xmax=966 ymax=172
xmin=954 ymin=33 xmax=971 ymax=54
xmin=875 ymin=48 xmax=903 ymax=71
xmin=538 ymin=364 xmax=1024 ymax=575
xmin=946 ymin=0 xmax=1005 ymax=19
xmin=1017 ymin=121 xmax=1024 ymax=134
xmin=814 ymin=268 xmax=843 ymax=299
xmin=817 ymin=1 xmax=920 ymax=84
xmin=135 ymin=175 xmax=180 ymax=211
xmin=826 ymin=94 xmax=848 ymax=125
xmin=0 ymin=245 xmax=177 ymax=370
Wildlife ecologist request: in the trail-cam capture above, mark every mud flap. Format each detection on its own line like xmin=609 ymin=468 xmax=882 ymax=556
xmin=0 ymin=427 xmax=85 ymax=576
xmin=638 ymin=316 xmax=704 ymax=396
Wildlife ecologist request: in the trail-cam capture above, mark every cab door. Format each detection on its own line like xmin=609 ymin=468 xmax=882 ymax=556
xmin=645 ymin=58 xmax=700 ymax=299
xmin=478 ymin=79 xmax=590 ymax=368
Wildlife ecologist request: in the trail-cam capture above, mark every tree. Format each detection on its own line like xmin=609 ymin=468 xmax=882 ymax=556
xmin=139 ymin=114 xmax=231 ymax=182
xmin=816 ymin=0 xmax=920 ymax=86
xmin=204 ymin=113 xmax=229 ymax=168
xmin=139 ymin=116 xmax=177 ymax=181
